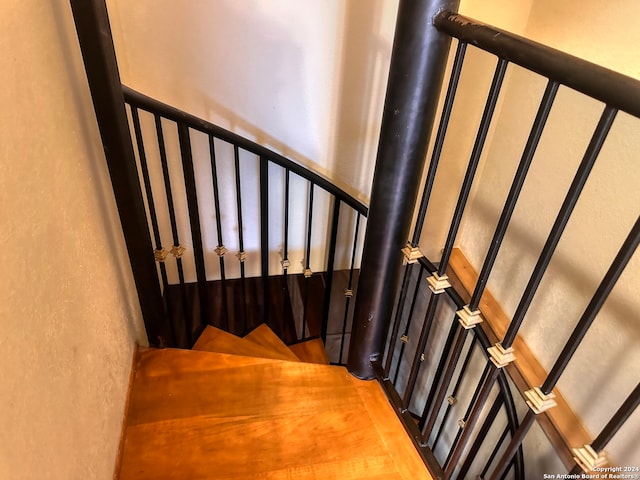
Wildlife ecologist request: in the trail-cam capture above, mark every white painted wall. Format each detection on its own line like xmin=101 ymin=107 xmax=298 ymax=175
xmin=0 ymin=2 xmax=147 ymax=478
xmin=107 ymin=0 xmax=398 ymax=281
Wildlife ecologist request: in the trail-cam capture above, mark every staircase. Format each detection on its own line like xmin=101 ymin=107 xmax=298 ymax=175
xmin=116 ymin=324 xmax=431 ymax=479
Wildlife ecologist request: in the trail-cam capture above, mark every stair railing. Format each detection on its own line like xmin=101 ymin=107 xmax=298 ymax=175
xmin=70 ymin=0 xmax=367 ymax=358
xmin=370 ymin=8 xmax=640 ymax=480
xmin=123 ymin=87 xmax=367 ymax=355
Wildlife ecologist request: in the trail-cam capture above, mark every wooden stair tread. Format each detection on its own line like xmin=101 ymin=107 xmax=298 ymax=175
xmin=193 ymin=325 xmax=297 ymax=361
xmin=119 ymin=348 xmax=432 ymax=480
xmin=243 ymin=324 xmax=300 ymax=362
xmin=289 ymin=338 xmax=330 ymax=364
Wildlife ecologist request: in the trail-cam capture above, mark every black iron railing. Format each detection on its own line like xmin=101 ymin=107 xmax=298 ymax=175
xmin=378 ymin=10 xmax=640 ymax=480
xmin=124 ymin=87 xmax=367 ymax=358
xmin=71 ymin=1 xmax=638 ymax=478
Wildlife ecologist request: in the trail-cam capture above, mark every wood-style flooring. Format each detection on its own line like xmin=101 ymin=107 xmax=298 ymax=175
xmin=117 ymin=325 xmax=431 ymax=480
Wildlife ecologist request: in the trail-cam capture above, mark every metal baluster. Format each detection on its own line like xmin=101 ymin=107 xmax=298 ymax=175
xmin=177 ymin=123 xmax=209 ymax=344
xmin=456 ymin=396 xmax=504 ymax=478
xmin=490 ymin=214 xmax=640 ymax=479
xmin=403 ymin=58 xmax=509 ymax=410
xmin=432 ymin=336 xmax=477 ymax=449
xmin=411 ymin=41 xmax=468 ymax=245
xmin=322 ymin=200 xmax=341 ymax=345
xmin=444 ymin=362 xmax=493 ymax=468
xmin=570 ymin=383 xmax=640 ymax=474
xmin=339 ymin=213 xmax=362 ymax=364
xmin=483 ymin=426 xmax=511 ymax=478
xmin=302 ymin=183 xmax=315 ymax=339
xmin=459 ymin=79 xmax=559 ymax=329
xmin=130 ymin=107 xmax=176 ymax=346
xmin=419 ymin=314 xmax=464 ymax=429
xmin=392 ymin=264 xmax=425 ymax=384
xmin=233 ymin=144 xmax=248 ymax=334
xmin=209 ymin=135 xmax=229 ymax=330
xmin=446 ymin=105 xmax=618 ymax=479
xmin=155 ymin=115 xmax=190 ymax=346
xmin=424 ymin=79 xmax=559 ymax=448
xmin=282 ymin=169 xmax=291 ymax=334
xmin=260 ymin=156 xmax=270 ymax=327
xmin=422 ymin=325 xmax=468 ymax=436
xmin=386 ymin=42 xmax=468 ymax=377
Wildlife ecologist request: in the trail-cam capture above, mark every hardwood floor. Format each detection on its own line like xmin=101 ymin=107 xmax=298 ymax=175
xmin=117 ymin=328 xmax=432 ymax=480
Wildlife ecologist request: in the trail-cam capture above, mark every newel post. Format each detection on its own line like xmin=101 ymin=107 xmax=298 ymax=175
xmin=70 ymin=0 xmax=172 ymax=346
xmin=348 ymin=0 xmax=460 ymax=379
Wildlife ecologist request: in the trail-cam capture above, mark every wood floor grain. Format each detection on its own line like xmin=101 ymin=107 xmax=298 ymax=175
xmin=118 ymin=347 xmax=432 ymax=480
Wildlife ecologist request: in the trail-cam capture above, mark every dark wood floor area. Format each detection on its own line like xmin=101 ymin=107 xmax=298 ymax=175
xmin=163 ymin=270 xmax=359 ymax=351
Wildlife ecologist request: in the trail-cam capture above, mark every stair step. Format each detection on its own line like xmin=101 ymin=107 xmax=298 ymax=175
xmin=119 ymin=348 xmax=431 ymax=480
xmin=243 ymin=324 xmax=300 ymax=362
xmin=193 ymin=325 xmax=297 ymax=361
xmin=289 ymin=338 xmax=330 ymax=364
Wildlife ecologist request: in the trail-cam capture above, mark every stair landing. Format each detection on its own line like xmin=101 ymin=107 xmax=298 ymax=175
xmin=117 ymin=332 xmax=431 ymax=479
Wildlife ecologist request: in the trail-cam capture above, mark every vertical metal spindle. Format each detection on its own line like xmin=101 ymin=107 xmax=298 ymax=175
xmin=444 ymin=362 xmax=494 ymax=472
xmin=322 ymin=199 xmax=341 ymax=344
xmin=177 ymin=123 xmax=209 ymax=342
xmin=403 ymin=58 xmax=509 ymax=409
xmin=392 ymin=264 xmax=425 ymax=384
xmin=488 ymin=410 xmax=536 ymax=480
xmin=490 ymin=214 xmax=640 ymax=480
xmin=302 ymin=183 xmax=315 ymax=339
xmin=483 ymin=426 xmax=511 ymax=478
xmin=543 ymin=214 xmax=640 ymax=391
xmin=422 ymin=326 xmax=467 ymax=436
xmin=441 ymin=58 xmax=509 ymax=274
xmin=461 ymin=80 xmax=559 ymax=327
xmin=339 ymin=213 xmax=362 ymax=364
xmin=130 ymin=107 xmax=175 ymax=346
xmin=592 ymin=382 xmax=640 ymax=452
xmin=570 ymin=383 xmax=640 ymax=474
xmin=386 ymin=42 xmax=468 ymax=376
xmin=501 ymin=106 xmax=618 ymax=348
xmin=432 ymin=336 xmax=477 ymax=449
xmin=385 ymin=264 xmax=417 ymax=375
xmin=419 ymin=314 xmax=464 ymax=427
xmin=233 ymin=144 xmax=248 ymax=333
xmin=155 ymin=115 xmax=190 ymax=346
xmin=448 ymin=106 xmax=618 ymax=479
xmin=456 ymin=396 xmax=505 ymax=478
xmin=282 ymin=169 xmax=291 ymax=328
xmin=411 ymin=41 xmax=468 ymax=245
xmin=209 ymin=135 xmax=229 ymax=330
xmin=259 ymin=156 xmax=270 ymax=327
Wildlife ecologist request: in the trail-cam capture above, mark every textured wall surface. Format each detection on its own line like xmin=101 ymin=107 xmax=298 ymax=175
xmin=0 ymin=1 xmax=147 ymax=478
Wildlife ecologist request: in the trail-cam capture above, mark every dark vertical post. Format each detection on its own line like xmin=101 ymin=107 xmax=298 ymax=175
xmin=348 ymin=0 xmax=460 ymax=379
xmin=70 ymin=0 xmax=171 ymax=346
xmin=322 ymin=199 xmax=341 ymax=344
xmin=178 ymin=124 xmax=209 ymax=340
xmin=260 ymin=156 xmax=270 ymax=326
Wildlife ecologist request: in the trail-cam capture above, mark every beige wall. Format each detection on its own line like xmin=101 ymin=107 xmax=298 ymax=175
xmin=0 ymin=1 xmax=146 ymax=478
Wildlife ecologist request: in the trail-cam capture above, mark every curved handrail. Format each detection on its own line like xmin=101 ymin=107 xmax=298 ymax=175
xmin=122 ymin=85 xmax=368 ymax=216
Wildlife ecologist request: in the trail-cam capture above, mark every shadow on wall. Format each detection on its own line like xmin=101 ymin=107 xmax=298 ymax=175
xmin=51 ymin=0 xmax=147 ymax=344
xmin=330 ymin=0 xmax=396 ymax=201
xmin=109 ymin=0 xmax=396 ymax=204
